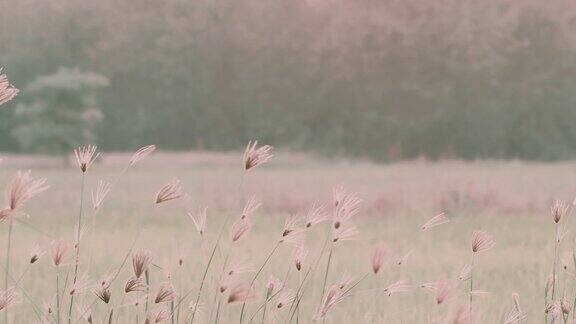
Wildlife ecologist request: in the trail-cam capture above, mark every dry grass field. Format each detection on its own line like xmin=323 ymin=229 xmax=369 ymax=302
xmin=0 ymin=150 xmax=573 ymax=323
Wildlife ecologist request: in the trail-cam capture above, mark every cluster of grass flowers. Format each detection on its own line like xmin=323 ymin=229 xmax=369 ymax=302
xmin=0 ymin=67 xmax=563 ymax=324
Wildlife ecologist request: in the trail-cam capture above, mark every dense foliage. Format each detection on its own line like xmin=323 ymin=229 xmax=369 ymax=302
xmin=2 ymin=0 xmax=576 ymax=160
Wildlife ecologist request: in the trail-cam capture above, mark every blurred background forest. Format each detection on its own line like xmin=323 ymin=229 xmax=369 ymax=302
xmin=2 ymin=0 xmax=576 ymax=161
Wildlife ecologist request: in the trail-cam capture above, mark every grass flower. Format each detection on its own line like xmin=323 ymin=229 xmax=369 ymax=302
xmin=332 ymin=223 xmax=359 ymax=243
xmin=145 ymin=307 xmax=169 ymax=323
xmin=74 ymin=145 xmax=99 ymax=173
xmin=0 ymin=70 xmax=19 ymax=106
xmin=132 ymin=250 xmax=152 ymax=279
xmin=370 ymin=243 xmax=387 ymax=275
xmin=470 ymin=230 xmax=495 ymax=253
xmin=51 ymin=239 xmax=68 ymax=267
xmin=29 ymin=244 xmax=44 ymax=264
xmin=94 ymin=286 xmax=111 ymax=304
xmin=188 ymin=206 xmax=207 ymax=237
xmin=243 ymin=140 xmax=273 ymax=171
xmin=91 ymin=180 xmax=111 ymax=210
xmin=0 ymin=289 xmax=19 ymax=311
xmin=230 ymin=218 xmax=251 ymax=243
xmin=305 ymin=202 xmax=328 ymax=228
xmin=155 ymin=179 xmax=183 ymax=204
xmin=421 ymin=212 xmax=449 ymax=230
xmin=382 ymin=280 xmax=412 ymax=296
xmin=265 ymin=276 xmax=283 ymax=300
xmin=551 ymin=199 xmax=569 ymax=224
xmin=332 ymin=189 xmax=362 ymax=229
xmin=227 ymin=283 xmax=256 ymax=304
xmin=129 ymin=145 xmax=156 ymax=166
xmin=154 ymin=282 xmax=176 ymax=304
xmin=0 ymin=170 xmax=48 ymax=220
xmin=240 ymin=196 xmax=260 ymax=220
xmin=294 ymin=245 xmax=308 ymax=271
xmin=125 ymin=277 xmax=146 ymax=293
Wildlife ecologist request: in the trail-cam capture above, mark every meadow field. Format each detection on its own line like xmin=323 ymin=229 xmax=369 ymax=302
xmin=0 ymin=150 xmax=573 ymax=323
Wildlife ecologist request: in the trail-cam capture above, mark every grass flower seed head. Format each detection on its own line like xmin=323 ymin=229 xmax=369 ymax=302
xmin=0 ymin=70 xmax=19 ymax=106
xmin=370 ymin=243 xmax=387 ymax=275
xmin=145 ymin=307 xmax=170 ymax=324
xmin=154 ymin=282 xmax=176 ymax=304
xmin=227 ymin=283 xmax=256 ymax=304
xmin=74 ymin=145 xmax=99 ymax=173
xmin=294 ymin=245 xmax=308 ymax=271
xmin=458 ymin=264 xmax=473 ymax=281
xmin=265 ymin=275 xmax=283 ymax=299
xmin=91 ymin=180 xmax=111 ymax=210
xmin=240 ymin=196 xmax=260 ymax=220
xmin=1 ymin=170 xmax=48 ymax=220
xmin=305 ymin=201 xmax=328 ymax=228
xmin=332 ymin=187 xmax=362 ymax=229
xmin=129 ymin=145 xmax=156 ymax=166
xmin=276 ymin=290 xmax=295 ymax=309
xmin=0 ymin=289 xmax=20 ymax=311
xmin=125 ymin=277 xmax=146 ymax=293
xmin=155 ymin=179 xmax=183 ymax=204
xmin=230 ymin=218 xmax=251 ymax=243
xmin=51 ymin=239 xmax=68 ymax=267
xmin=382 ymin=280 xmax=412 ymax=296
xmin=94 ymin=286 xmax=111 ymax=304
xmin=470 ymin=230 xmax=495 ymax=253
xmin=551 ymin=199 xmax=569 ymax=224
xmin=421 ymin=212 xmax=449 ymax=230
xmin=188 ymin=206 xmax=207 ymax=237
xmin=29 ymin=244 xmax=44 ymax=264
xmin=132 ymin=249 xmax=152 ymax=279
xmin=243 ymin=140 xmax=273 ymax=171
xmin=332 ymin=223 xmax=359 ymax=243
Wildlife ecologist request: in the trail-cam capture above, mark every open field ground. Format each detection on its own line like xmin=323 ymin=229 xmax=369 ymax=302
xmin=0 ymin=152 xmax=574 ymax=323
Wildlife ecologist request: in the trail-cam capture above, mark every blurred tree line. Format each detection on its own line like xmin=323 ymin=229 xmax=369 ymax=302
xmin=2 ymin=0 xmax=576 ymax=160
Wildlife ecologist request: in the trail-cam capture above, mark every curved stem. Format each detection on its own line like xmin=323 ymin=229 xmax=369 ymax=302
xmin=239 ymin=241 xmax=280 ymax=323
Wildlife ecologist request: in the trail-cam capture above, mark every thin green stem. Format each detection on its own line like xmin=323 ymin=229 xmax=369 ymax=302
xmin=4 ymin=219 xmax=13 ymax=324
xmin=69 ymin=173 xmax=86 ymax=324
xmin=239 ymin=241 xmax=280 ymax=323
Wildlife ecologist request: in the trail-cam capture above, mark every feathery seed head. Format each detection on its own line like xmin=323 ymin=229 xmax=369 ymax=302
xmin=240 ymin=196 xmax=260 ymax=220
xmin=0 ymin=70 xmax=19 ymax=106
xmin=0 ymin=289 xmax=19 ymax=311
xmin=265 ymin=276 xmax=283 ymax=300
xmin=230 ymin=218 xmax=251 ymax=243
xmin=51 ymin=239 xmax=68 ymax=267
xmin=155 ymin=179 xmax=183 ymax=204
xmin=129 ymin=145 xmax=156 ymax=166
xmin=29 ymin=244 xmax=44 ymax=264
xmin=421 ymin=212 xmax=449 ymax=230
xmin=227 ymin=283 xmax=256 ymax=304
xmin=188 ymin=206 xmax=207 ymax=237
xmin=94 ymin=286 xmax=111 ymax=304
xmin=370 ymin=243 xmax=387 ymax=275
xmin=1 ymin=170 xmax=48 ymax=220
xmin=132 ymin=250 xmax=152 ymax=279
xmin=125 ymin=277 xmax=146 ymax=293
xmin=305 ymin=202 xmax=328 ymax=228
xmin=551 ymin=199 xmax=569 ymax=224
xmin=382 ymin=280 xmax=412 ymax=296
xmin=74 ymin=145 xmax=99 ymax=173
xmin=91 ymin=180 xmax=111 ymax=210
xmin=294 ymin=245 xmax=308 ymax=271
xmin=243 ymin=140 xmax=273 ymax=171
xmin=470 ymin=230 xmax=494 ymax=253
xmin=154 ymin=282 xmax=176 ymax=304
xmin=145 ymin=307 xmax=169 ymax=324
